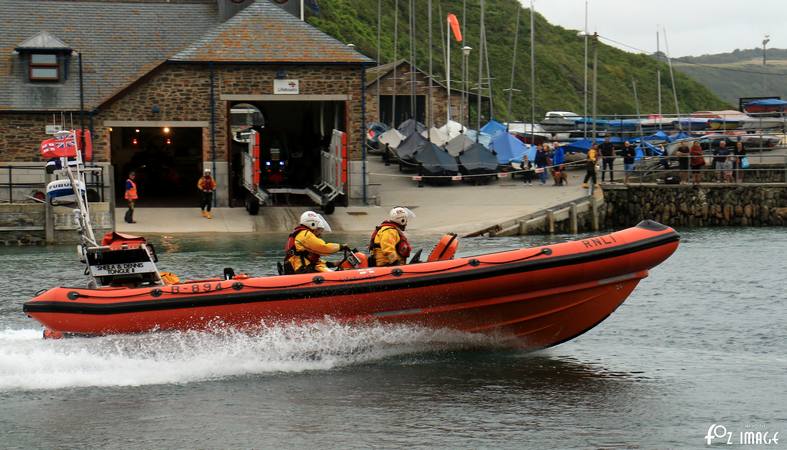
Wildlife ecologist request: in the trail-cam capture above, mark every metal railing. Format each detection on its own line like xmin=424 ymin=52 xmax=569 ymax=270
xmin=600 ymin=153 xmax=787 ymax=185
xmin=316 ymin=130 xmax=346 ymax=201
xmin=0 ymin=164 xmax=107 ymax=204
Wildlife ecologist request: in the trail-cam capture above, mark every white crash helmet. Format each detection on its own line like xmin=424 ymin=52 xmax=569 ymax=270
xmin=300 ymin=210 xmax=331 ymax=233
xmin=389 ymin=206 xmax=415 ymax=227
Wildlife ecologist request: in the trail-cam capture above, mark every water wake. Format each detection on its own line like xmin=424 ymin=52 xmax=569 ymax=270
xmin=0 ymin=321 xmax=499 ymax=391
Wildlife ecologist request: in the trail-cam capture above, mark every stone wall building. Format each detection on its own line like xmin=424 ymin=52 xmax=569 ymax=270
xmin=0 ymin=0 xmax=373 ymax=208
xmin=364 ymin=59 xmax=487 ymax=129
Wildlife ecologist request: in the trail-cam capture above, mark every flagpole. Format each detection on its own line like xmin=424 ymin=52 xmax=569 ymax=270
xmin=446 ymin=15 xmax=451 ymax=124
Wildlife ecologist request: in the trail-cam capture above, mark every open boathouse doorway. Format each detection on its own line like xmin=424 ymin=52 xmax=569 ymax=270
xmin=110 ymin=127 xmax=203 ymax=206
xmin=229 ymin=99 xmax=347 ymax=207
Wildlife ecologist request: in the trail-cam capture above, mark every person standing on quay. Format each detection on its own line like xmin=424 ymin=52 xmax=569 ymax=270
xmin=734 ymin=140 xmax=747 ymax=183
xmin=582 ymin=144 xmax=599 ymax=189
xmin=675 ymin=143 xmax=690 ymax=184
xmin=534 ymin=144 xmax=550 ymax=185
xmin=520 ymin=155 xmax=534 ymax=185
xmin=689 ymin=141 xmax=706 ymax=185
xmin=124 ymin=171 xmax=138 ymax=224
xmin=713 ymin=140 xmax=730 ymax=183
xmin=622 ymin=141 xmax=636 ymax=185
xmin=198 ymin=169 xmax=217 ymax=219
xmin=599 ymin=137 xmax=616 ymax=183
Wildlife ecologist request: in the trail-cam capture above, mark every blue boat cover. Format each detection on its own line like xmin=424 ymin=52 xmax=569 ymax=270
xmin=490 ymin=132 xmax=534 ymax=164
xmin=639 ymin=141 xmax=664 ymax=156
xmin=745 ymin=99 xmax=787 ymax=107
xmin=574 ymin=118 xmax=610 ymax=126
xmin=606 ymin=119 xmax=640 ymax=129
xmin=480 ymin=120 xmax=507 ymax=137
xmin=561 ymin=137 xmax=625 ymax=153
xmin=643 ymin=130 xmax=670 ymax=141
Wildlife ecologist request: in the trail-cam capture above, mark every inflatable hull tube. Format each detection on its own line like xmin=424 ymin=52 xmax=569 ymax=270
xmin=24 ymin=221 xmax=679 ymax=350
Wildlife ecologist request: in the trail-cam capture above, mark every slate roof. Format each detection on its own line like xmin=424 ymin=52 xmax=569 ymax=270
xmin=0 ymin=0 xmax=372 ymax=112
xmin=0 ymin=0 xmax=218 ymax=111
xmin=15 ymin=31 xmax=72 ymax=52
xmin=171 ymin=0 xmax=373 ymax=64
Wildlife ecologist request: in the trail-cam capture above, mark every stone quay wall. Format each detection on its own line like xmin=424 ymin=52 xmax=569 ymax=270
xmin=602 ymin=185 xmax=787 ymax=229
xmin=0 ymin=202 xmax=112 ymax=245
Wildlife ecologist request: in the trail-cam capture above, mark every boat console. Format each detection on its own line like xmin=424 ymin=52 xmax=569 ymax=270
xmin=83 ymin=232 xmax=162 ymax=287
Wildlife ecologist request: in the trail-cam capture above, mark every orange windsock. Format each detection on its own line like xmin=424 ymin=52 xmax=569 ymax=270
xmin=447 ymin=13 xmax=462 ymax=42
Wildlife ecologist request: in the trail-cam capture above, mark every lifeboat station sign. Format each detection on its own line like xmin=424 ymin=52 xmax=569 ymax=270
xmin=274 ymin=79 xmax=299 ymax=94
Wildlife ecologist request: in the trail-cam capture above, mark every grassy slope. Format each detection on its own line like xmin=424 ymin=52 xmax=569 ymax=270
xmin=307 ymin=0 xmax=729 ymax=121
xmin=673 ymin=48 xmax=787 ymax=105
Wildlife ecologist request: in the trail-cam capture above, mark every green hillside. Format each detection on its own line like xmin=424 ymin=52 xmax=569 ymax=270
xmin=307 ymin=0 xmax=729 ymax=121
xmin=672 ymin=48 xmax=787 ymax=105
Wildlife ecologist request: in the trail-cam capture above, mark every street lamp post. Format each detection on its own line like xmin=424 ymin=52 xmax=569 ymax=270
xmin=762 ymin=34 xmax=770 ymax=66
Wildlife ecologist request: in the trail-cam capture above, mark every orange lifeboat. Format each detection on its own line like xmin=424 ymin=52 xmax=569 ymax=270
xmin=23 ymin=221 xmax=679 ymax=350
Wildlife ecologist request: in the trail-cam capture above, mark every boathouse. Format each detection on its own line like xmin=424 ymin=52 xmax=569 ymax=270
xmin=365 ymin=59 xmax=489 ymax=128
xmin=0 ymin=0 xmax=373 ymax=208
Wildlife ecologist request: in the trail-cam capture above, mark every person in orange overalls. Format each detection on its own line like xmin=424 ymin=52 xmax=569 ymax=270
xmin=124 ymin=171 xmax=138 ymax=223
xmin=197 ymin=169 xmax=217 ymax=219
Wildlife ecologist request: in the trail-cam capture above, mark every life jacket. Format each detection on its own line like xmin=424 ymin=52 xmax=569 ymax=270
xmin=125 ymin=179 xmax=138 ymax=201
xmin=368 ymin=221 xmax=411 ymax=266
xmin=198 ymin=176 xmax=216 ymax=192
xmin=284 ymin=226 xmax=321 ymax=272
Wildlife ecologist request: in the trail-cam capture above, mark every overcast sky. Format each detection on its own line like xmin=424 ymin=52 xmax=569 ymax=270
xmin=528 ymin=0 xmax=781 ymax=57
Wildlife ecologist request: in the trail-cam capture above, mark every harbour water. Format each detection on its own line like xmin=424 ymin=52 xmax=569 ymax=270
xmin=0 ymin=228 xmax=784 ymax=448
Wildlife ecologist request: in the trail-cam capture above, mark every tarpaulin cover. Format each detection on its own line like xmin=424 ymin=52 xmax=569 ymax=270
xmin=639 ymin=141 xmax=664 ymax=156
xmin=745 ymin=99 xmax=787 ymax=107
xmin=439 ymin=120 xmax=466 ymax=141
xmin=397 ymin=119 xmax=426 ymax=137
xmin=396 ymin=132 xmax=429 ymax=161
xmin=367 ymin=122 xmax=389 ymax=143
xmin=378 ymin=129 xmax=405 ymax=149
xmin=458 ymin=143 xmax=499 ymax=173
xmin=463 ymin=130 xmax=493 ymax=148
xmin=490 ymin=132 xmax=533 ymax=164
xmin=445 ymin=133 xmax=474 ymax=156
xmin=480 ymin=120 xmax=507 ymax=137
xmin=560 ymin=137 xmax=624 ymax=153
xmin=421 ymin=127 xmax=450 ymax=146
xmin=414 ymin=143 xmax=459 ymax=175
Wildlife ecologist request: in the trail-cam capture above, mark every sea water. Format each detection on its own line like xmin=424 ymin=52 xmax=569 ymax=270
xmin=0 ymin=228 xmax=784 ymax=449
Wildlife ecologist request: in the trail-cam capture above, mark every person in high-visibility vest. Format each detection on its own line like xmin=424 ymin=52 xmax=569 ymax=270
xmin=124 ymin=171 xmax=138 ymax=224
xmin=197 ymin=169 xmax=217 ymax=219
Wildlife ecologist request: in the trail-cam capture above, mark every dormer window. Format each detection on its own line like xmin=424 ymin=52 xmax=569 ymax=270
xmin=14 ymin=31 xmax=71 ymax=83
xmin=30 ymin=54 xmax=59 ymax=81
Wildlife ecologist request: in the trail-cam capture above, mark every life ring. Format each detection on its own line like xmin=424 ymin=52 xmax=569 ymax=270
xmin=427 ymin=233 xmax=459 ymax=262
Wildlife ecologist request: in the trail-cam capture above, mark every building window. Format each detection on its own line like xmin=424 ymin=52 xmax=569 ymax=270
xmin=30 ymin=54 xmax=59 ymax=81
